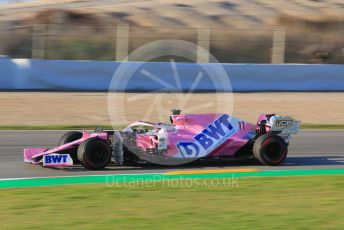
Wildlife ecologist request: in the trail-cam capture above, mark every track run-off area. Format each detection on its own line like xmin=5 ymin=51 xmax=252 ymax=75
xmin=0 ymin=130 xmax=343 ymax=188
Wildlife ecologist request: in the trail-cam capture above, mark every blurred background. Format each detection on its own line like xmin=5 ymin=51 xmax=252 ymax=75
xmin=1 ymin=0 xmax=344 ymax=127
xmin=0 ymin=0 xmax=344 ymax=63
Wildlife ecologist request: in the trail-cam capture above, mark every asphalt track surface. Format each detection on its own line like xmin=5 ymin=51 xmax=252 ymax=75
xmin=0 ymin=130 xmax=343 ymax=179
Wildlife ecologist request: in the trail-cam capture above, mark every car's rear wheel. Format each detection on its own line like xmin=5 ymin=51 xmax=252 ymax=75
xmin=253 ymin=134 xmax=288 ymax=166
xmin=58 ymin=131 xmax=83 ymax=162
xmin=77 ymin=138 xmax=112 ymax=170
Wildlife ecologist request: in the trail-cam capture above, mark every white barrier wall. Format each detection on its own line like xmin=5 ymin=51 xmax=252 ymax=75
xmin=0 ymin=58 xmax=344 ymax=91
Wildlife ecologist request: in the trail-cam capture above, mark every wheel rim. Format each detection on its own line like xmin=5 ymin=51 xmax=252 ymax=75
xmin=87 ymin=143 xmax=109 ymax=166
xmin=263 ymin=140 xmax=286 ymax=163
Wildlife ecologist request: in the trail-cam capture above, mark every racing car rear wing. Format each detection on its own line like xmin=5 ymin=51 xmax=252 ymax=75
xmin=256 ymin=114 xmax=301 ymax=141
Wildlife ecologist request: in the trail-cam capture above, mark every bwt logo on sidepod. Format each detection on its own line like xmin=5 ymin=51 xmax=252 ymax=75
xmin=177 ymin=114 xmax=237 ymax=158
xmin=43 ymin=154 xmax=73 ymax=167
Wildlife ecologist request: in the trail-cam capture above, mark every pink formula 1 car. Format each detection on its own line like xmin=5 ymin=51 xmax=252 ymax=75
xmin=24 ymin=111 xmax=300 ymax=170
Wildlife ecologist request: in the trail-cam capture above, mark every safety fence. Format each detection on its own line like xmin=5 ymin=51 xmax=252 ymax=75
xmin=1 ymin=58 xmax=344 ymax=92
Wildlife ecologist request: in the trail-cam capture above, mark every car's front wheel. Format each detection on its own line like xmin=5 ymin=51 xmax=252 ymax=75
xmin=58 ymin=131 xmax=83 ymax=162
xmin=58 ymin=131 xmax=83 ymax=146
xmin=253 ymin=134 xmax=288 ymax=166
xmin=77 ymin=138 xmax=112 ymax=170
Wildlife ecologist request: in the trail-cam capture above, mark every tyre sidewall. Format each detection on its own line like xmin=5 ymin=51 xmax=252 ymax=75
xmin=59 ymin=131 xmax=83 ymax=146
xmin=58 ymin=131 xmax=83 ymax=162
xmin=253 ymin=134 xmax=288 ymax=166
xmin=77 ymin=138 xmax=111 ymax=170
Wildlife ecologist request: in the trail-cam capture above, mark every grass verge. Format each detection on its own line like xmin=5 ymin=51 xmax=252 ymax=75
xmin=1 ymin=123 xmax=344 ymax=130
xmin=0 ymin=175 xmax=343 ymax=229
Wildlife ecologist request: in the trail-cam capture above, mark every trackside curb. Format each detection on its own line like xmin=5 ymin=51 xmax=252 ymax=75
xmin=0 ymin=168 xmax=344 ymax=189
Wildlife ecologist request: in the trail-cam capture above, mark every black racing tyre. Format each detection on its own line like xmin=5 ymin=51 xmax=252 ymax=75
xmin=59 ymin=131 xmax=83 ymax=146
xmin=58 ymin=131 xmax=83 ymax=162
xmin=253 ymin=134 xmax=288 ymax=166
xmin=77 ymin=138 xmax=112 ymax=170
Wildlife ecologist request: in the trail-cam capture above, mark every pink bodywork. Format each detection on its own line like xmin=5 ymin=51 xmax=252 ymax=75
xmin=24 ymin=130 xmax=108 ymax=164
xmin=132 ymin=113 xmax=256 ymax=158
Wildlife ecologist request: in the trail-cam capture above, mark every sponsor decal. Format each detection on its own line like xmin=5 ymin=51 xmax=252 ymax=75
xmin=43 ymin=154 xmax=73 ymax=167
xmin=157 ymin=135 xmax=168 ymax=150
xmin=276 ymin=120 xmax=293 ymax=126
xmin=238 ymin=121 xmax=245 ymax=130
xmin=177 ymin=114 xmax=237 ymax=158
